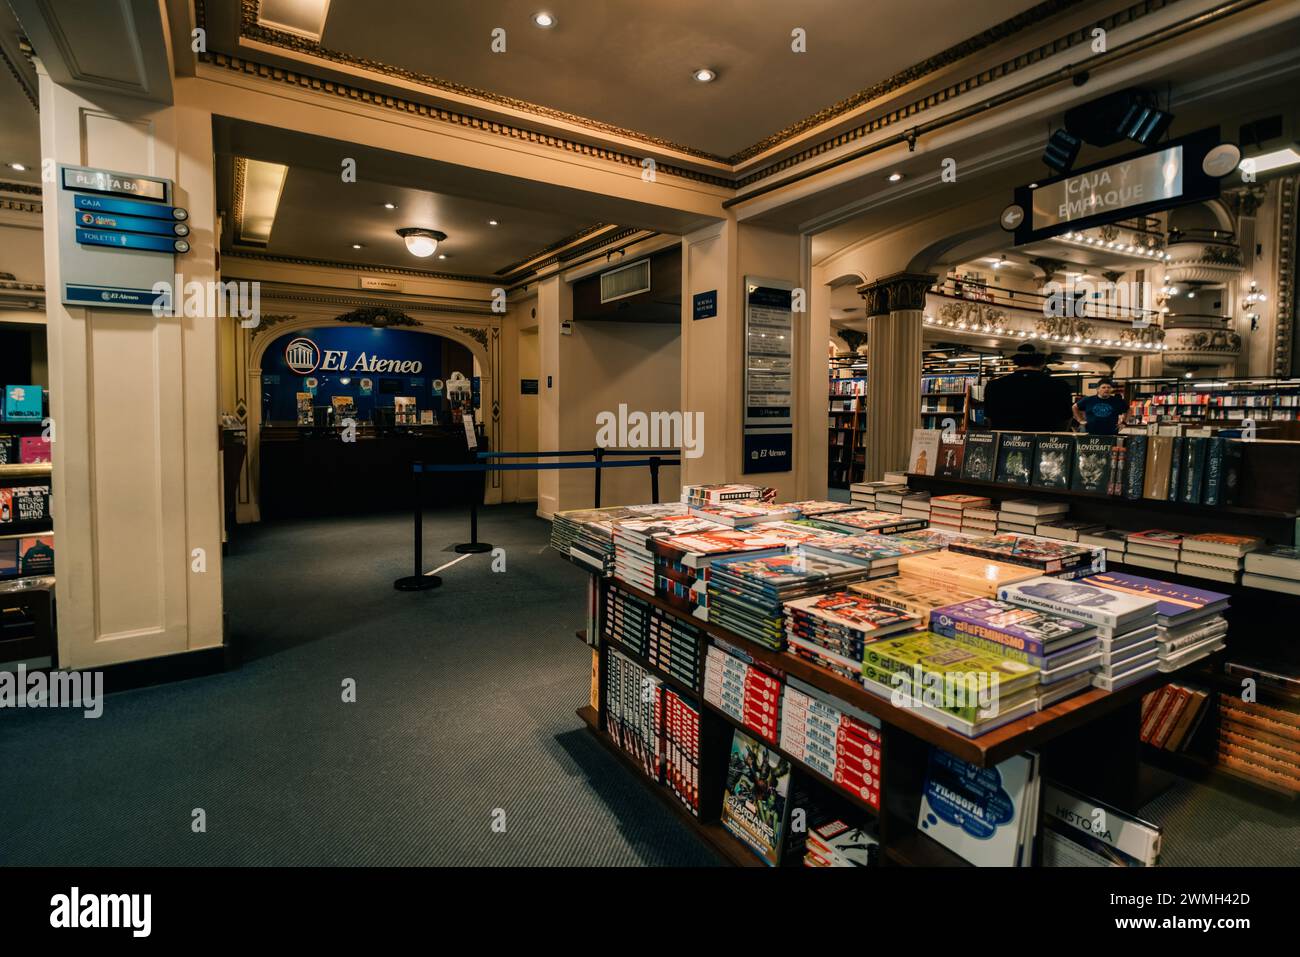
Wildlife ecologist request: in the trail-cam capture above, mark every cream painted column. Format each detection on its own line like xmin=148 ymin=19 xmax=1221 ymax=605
xmin=859 ymin=273 xmax=933 ymax=481
xmin=681 ymin=220 xmax=810 ymax=500
xmin=38 ymin=72 xmax=224 ymax=669
xmin=535 ymin=275 xmax=571 ymax=518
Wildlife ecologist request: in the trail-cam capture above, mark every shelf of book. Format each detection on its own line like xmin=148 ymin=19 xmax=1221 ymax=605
xmin=575 ymin=705 xmax=767 ymax=867
xmin=610 ymin=578 xmax=1169 ymax=768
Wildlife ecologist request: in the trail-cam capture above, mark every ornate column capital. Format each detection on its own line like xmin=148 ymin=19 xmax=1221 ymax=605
xmin=857 ymin=272 xmax=937 ymax=315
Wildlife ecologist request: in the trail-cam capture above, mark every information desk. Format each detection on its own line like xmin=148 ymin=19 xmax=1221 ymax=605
xmin=259 ymin=425 xmax=484 ymax=520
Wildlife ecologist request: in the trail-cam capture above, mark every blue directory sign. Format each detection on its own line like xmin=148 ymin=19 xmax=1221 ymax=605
xmin=57 ymin=164 xmax=191 ymax=311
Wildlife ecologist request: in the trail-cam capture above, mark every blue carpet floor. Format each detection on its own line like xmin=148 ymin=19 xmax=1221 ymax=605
xmin=0 ymin=504 xmax=720 ymax=866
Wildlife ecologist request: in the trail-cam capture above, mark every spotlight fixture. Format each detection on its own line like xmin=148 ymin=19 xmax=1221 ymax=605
xmin=1117 ymin=100 xmax=1174 ymax=145
xmin=532 ymin=12 xmax=556 ymax=28
xmin=488 ymin=219 xmax=499 ymax=226
xmin=693 ymin=68 xmax=717 ymax=83
xmin=437 ymin=254 xmax=447 ymax=260
xmin=351 ymin=243 xmax=363 ymax=249
xmin=396 ymin=227 xmax=446 ymax=258
xmin=888 ymin=172 xmax=904 ymax=183
xmin=383 ymin=203 xmax=397 ymax=210
xmin=7 ymin=162 xmax=26 ymax=172
xmin=1043 ymin=129 xmax=1082 ymax=174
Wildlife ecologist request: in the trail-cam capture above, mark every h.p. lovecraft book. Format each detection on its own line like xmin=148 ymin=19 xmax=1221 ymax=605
xmin=994 ymin=433 xmax=1036 ymax=486
xmin=720 ymin=727 xmax=794 ymax=866
xmin=1032 ymin=434 xmax=1074 ymax=489
xmin=936 ymin=439 xmax=966 ymax=478
xmin=961 ymin=431 xmax=997 ymax=482
xmin=1072 ymin=435 xmax=1117 ymax=494
xmin=908 ymin=428 xmax=941 ymax=476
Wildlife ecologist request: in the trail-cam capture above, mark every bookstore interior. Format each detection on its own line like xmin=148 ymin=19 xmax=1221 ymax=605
xmin=3 ymin=0 xmax=1300 ymax=898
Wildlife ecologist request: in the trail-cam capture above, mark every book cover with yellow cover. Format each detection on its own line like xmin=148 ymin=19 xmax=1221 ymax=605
xmin=864 ymin=630 xmax=1040 ymax=705
xmin=896 ymin=551 xmax=1039 ymax=597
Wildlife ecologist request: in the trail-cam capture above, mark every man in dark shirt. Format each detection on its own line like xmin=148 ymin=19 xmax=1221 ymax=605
xmin=1074 ymin=378 xmax=1127 ymax=435
xmin=981 ymin=344 xmax=1074 ymax=432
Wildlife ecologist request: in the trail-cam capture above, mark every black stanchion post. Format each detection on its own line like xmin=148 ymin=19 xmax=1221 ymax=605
xmin=454 ymin=465 xmax=494 ymax=554
xmin=649 ymin=456 xmax=661 ymax=504
xmin=394 ymin=461 xmax=442 ymax=591
xmin=593 ymin=447 xmax=604 ymax=508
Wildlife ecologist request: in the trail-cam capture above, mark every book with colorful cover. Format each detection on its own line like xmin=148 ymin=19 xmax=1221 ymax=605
xmin=896 ymin=551 xmax=1039 ymax=596
xmin=721 ymin=728 xmax=793 ymax=866
xmin=652 ymin=527 xmax=792 ymax=565
xmin=930 ymin=494 xmax=992 ymax=512
xmin=998 ymin=577 xmax=1158 ymax=629
xmin=801 ymin=535 xmax=933 ymax=568
xmin=711 ymin=551 xmax=866 ymax=593
xmin=1072 ymin=435 xmax=1117 ymax=494
xmin=783 ymin=591 xmax=917 ymax=639
xmin=917 ymin=749 xmax=1038 ymax=866
xmin=892 ymin=527 xmax=986 ymax=548
xmin=688 ymin=501 xmax=799 ymax=526
xmin=1181 ymin=533 xmax=1263 ymax=558
xmin=936 ymin=440 xmax=966 ymax=478
xmin=1125 ymin=529 xmax=1184 ymax=550
xmin=785 ymin=500 xmax=861 ymax=517
xmin=1080 ymin=571 xmax=1229 ymax=623
xmin=949 ymin=534 xmax=1098 ymax=574
xmin=850 ymin=576 xmax=982 ymax=619
xmin=817 ymin=510 xmax=928 ymax=536
xmin=908 ymin=428 xmax=942 ymax=476
xmin=864 ymin=630 xmax=1040 ymax=694
xmin=929 ymin=597 xmax=1095 ymax=658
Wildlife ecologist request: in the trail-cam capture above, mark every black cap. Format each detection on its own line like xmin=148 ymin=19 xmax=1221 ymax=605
xmin=1012 ymin=342 xmax=1047 ymax=366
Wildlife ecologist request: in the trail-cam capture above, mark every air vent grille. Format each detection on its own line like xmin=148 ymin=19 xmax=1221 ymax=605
xmin=600 ymin=259 xmax=651 ymax=303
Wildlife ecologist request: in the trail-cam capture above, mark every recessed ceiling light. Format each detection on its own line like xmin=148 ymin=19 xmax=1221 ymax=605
xmin=438 ymin=254 xmax=447 ymax=260
xmin=532 ymin=12 xmax=556 ymax=28
xmin=488 ymin=219 xmax=499 ymax=226
xmin=8 ymin=162 xmax=26 ymax=172
xmin=351 ymin=243 xmax=363 ymax=249
xmin=693 ymin=68 xmax=717 ymax=83
xmin=888 ymin=172 xmax=904 ymax=182
xmin=383 ymin=203 xmax=396 ymax=210
xmin=1028 ymin=182 xmax=1039 ymax=188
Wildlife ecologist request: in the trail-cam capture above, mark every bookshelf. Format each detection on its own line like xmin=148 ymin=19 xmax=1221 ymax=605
xmin=829 ymin=355 xmax=868 ymax=488
xmin=0 ymin=447 xmax=55 ymax=669
xmin=1125 ymin=378 xmax=1300 ymax=429
xmin=576 ymin=572 xmax=1187 ymax=867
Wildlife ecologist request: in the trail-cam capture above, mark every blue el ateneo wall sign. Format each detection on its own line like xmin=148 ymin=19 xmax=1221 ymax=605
xmin=57 ymin=164 xmax=191 ymax=311
xmin=262 ymin=326 xmax=462 ymax=422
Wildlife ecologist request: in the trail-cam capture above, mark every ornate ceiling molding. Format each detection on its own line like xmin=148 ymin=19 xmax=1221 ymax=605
xmin=494 ymin=223 xmax=616 ymax=277
xmin=0 ymin=39 xmax=37 ymax=111
xmin=199 ymin=0 xmax=1184 ymax=187
xmin=222 ymin=249 xmax=500 ymax=284
xmin=336 ymin=306 xmax=417 ymax=328
xmin=224 ymin=281 xmax=498 ymax=316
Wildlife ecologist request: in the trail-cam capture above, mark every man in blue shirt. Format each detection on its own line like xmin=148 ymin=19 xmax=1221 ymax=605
xmin=1073 ymin=378 xmax=1127 ymax=435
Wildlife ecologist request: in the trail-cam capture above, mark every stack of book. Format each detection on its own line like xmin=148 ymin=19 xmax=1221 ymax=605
xmin=997 ymin=499 xmax=1068 ymax=535
xmin=928 ymin=598 xmax=1101 ymax=709
xmin=962 ymin=504 xmax=1000 ymax=535
xmin=1035 ymin=520 xmax=1104 ymax=543
xmin=1243 ymin=545 xmax=1300 ymax=595
xmin=787 ymin=500 xmax=861 ymax=518
xmin=551 ymin=504 xmax=679 ymax=573
xmin=928 ymin=494 xmax=991 ymax=532
xmin=681 ymin=483 xmax=772 ymax=506
xmin=663 ymin=688 xmax=701 ymax=815
xmin=816 ymin=509 xmax=928 ymax=536
xmin=999 ymin=577 xmax=1160 ymax=691
xmin=780 ymin=678 xmax=883 ymax=809
xmin=783 ymin=592 xmax=919 ymax=680
xmin=1123 ymin=530 xmax=1184 ymax=572
xmin=1082 ymin=571 xmax=1229 ymax=673
xmin=1177 ymin=533 xmax=1264 ymax=584
xmin=706 ymin=551 xmax=870 ymax=649
xmin=862 ymin=631 xmax=1041 ymax=736
xmin=918 ymin=749 xmax=1041 ymax=866
xmin=687 ymin=500 xmax=800 ymax=526
xmin=900 ymin=492 xmax=933 ymax=522
xmin=1079 ymin=528 xmax=1129 ymax=566
xmin=948 ymin=533 xmax=1103 ymax=578
xmin=704 ymin=643 xmax=782 ymax=744
xmin=803 ymin=816 xmax=880 ymax=867
xmin=1140 ymin=683 xmax=1210 ymax=751
xmin=802 ymin=534 xmax=939 ymax=578
xmin=849 ymin=481 xmax=907 ymax=509
xmin=1216 ymin=689 xmax=1300 ymax=795
xmin=647 ymin=605 xmax=704 ymax=692
xmin=653 ymin=523 xmax=815 ymax=619
xmin=893 ymin=526 xmax=985 ymax=549
xmin=605 ymin=647 xmax=662 ymax=779
xmin=612 ymin=514 xmax=720 ymax=592
xmin=896 ymin=550 xmax=1039 ymax=597
xmin=851 ymin=575 xmax=982 ymax=619
xmin=603 ymin=585 xmax=653 ymax=658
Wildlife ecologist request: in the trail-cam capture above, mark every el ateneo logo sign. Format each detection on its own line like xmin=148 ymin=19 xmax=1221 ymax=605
xmin=283 ymin=337 xmax=423 ymax=376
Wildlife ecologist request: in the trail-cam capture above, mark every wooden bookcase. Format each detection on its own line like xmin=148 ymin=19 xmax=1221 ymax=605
xmin=577 ymin=572 xmax=1186 ymax=867
xmin=0 ymin=459 xmax=56 ymax=669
